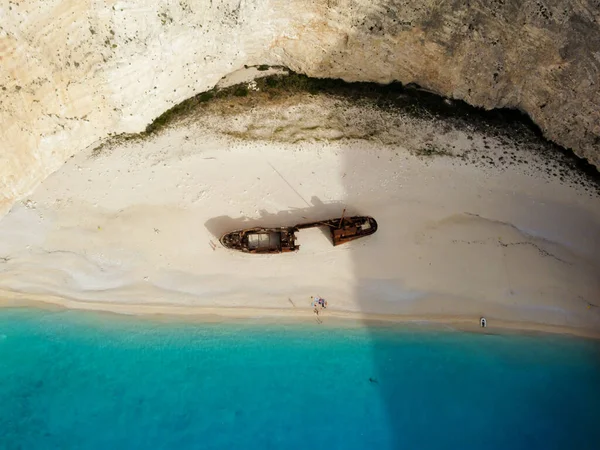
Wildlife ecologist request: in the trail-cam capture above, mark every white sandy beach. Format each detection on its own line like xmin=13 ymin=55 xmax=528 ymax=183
xmin=0 ymin=92 xmax=599 ymax=336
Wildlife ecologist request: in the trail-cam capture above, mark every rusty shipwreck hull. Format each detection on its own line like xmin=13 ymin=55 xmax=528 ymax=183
xmin=219 ymin=226 xmax=300 ymax=254
xmin=296 ymin=216 xmax=378 ymax=246
xmin=220 ymin=215 xmax=377 ymax=254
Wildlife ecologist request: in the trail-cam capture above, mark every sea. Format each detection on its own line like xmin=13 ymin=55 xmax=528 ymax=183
xmin=0 ymin=308 xmax=599 ymax=450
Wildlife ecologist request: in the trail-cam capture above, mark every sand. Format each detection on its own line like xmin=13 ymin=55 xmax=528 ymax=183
xmin=0 ymin=92 xmax=599 ymax=337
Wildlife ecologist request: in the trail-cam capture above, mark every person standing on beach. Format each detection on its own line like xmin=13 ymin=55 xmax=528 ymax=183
xmin=311 ymin=296 xmax=320 ymax=316
xmin=311 ymin=296 xmax=328 ymax=316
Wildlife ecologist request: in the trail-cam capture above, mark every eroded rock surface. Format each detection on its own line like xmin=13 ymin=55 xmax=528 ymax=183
xmin=1 ymin=0 xmax=599 ymax=215
xmin=276 ymin=0 xmax=600 ymax=165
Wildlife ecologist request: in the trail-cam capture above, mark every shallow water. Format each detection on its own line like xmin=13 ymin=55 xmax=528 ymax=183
xmin=0 ymin=308 xmax=599 ymax=449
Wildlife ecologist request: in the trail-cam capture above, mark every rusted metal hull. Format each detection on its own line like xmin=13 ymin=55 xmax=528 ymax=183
xmin=327 ymin=216 xmax=378 ymax=246
xmin=220 ymin=227 xmax=300 ymax=254
xmin=220 ymin=215 xmax=377 ymax=254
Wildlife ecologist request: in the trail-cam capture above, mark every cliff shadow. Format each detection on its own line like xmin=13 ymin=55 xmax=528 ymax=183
xmin=292 ymin=2 xmax=591 ymax=448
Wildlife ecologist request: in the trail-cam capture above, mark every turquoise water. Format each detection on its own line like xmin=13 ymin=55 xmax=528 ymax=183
xmin=0 ymin=309 xmax=599 ymax=449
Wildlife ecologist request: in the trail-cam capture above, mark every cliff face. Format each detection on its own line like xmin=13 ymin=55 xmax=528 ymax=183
xmin=1 ymin=0 xmax=599 ymax=215
xmin=275 ymin=0 xmax=600 ymax=162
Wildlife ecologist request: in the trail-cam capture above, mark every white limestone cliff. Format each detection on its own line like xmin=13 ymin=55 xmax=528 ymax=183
xmin=1 ymin=0 xmax=599 ymax=216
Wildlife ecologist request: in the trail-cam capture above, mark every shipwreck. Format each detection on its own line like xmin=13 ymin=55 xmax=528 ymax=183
xmin=220 ymin=212 xmax=378 ymax=254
